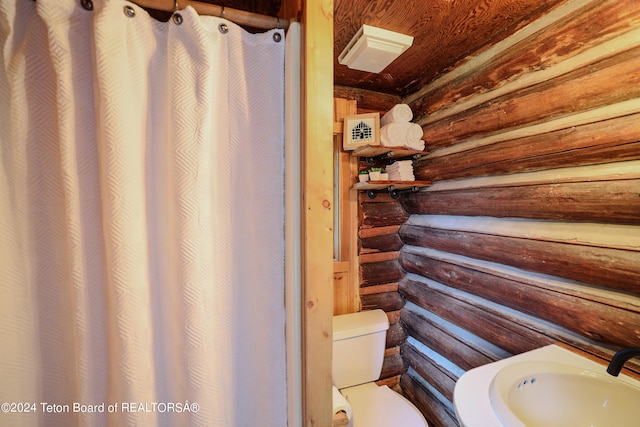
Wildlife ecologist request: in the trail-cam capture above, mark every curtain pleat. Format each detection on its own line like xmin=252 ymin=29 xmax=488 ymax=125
xmin=0 ymin=1 xmax=286 ymax=425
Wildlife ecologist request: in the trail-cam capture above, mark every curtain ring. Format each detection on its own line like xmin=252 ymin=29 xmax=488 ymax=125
xmin=172 ymin=0 xmax=183 ymax=25
xmin=220 ymin=6 xmax=225 ymax=18
xmin=275 ymin=17 xmax=280 ymax=30
xmin=123 ymin=5 xmax=136 ymax=17
xmin=80 ymin=0 xmax=93 ymax=11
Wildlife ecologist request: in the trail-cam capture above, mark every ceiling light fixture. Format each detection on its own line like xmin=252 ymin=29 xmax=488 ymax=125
xmin=338 ymin=24 xmax=414 ymax=73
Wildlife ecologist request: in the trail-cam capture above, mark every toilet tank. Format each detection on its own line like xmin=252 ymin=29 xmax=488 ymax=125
xmin=332 ymin=309 xmax=390 ymax=389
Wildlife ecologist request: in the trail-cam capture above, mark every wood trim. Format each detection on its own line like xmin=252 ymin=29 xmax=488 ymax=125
xmin=302 ymin=0 xmax=334 ymax=425
xmin=333 ymin=98 xmax=361 ymax=315
xmin=333 ymin=261 xmax=349 ymax=273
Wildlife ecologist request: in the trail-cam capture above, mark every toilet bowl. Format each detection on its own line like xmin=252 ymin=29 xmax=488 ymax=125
xmin=333 ymin=310 xmax=429 ymax=427
xmin=340 ymin=382 xmax=428 ymax=426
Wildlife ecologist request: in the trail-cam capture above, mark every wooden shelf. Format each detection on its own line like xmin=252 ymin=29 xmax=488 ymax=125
xmin=354 ymin=180 xmax=431 ymax=190
xmin=351 ymin=145 xmax=428 ymax=162
xmin=353 ymin=180 xmax=432 ymax=199
xmin=351 ymin=146 xmax=430 ymax=198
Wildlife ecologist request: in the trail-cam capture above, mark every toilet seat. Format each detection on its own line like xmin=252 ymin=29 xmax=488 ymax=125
xmin=340 ymin=383 xmax=429 ymax=427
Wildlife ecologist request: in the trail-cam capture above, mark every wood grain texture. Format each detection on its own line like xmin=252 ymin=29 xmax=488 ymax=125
xmin=409 ymin=0 xmax=640 ymax=120
xmin=360 ymin=200 xmax=409 ymax=228
xmin=421 ymin=47 xmax=640 ymax=148
xmin=141 ymin=0 xmax=285 ymax=29
xmin=360 ymin=290 xmax=405 ymax=312
xmin=381 ymin=351 xmax=406 ymax=379
xmin=333 ymin=0 xmax=568 ymax=96
xmin=399 ymin=253 xmax=640 ymax=347
xmin=402 ymin=342 xmax=457 ymax=402
xmin=360 ymin=232 xmax=404 ymax=253
xmin=401 ymin=373 xmax=460 ymax=427
xmin=401 ymin=307 xmax=498 ymax=371
xmin=341 ymin=0 xmax=640 ymax=423
xmin=415 ymin=113 xmax=640 ymax=181
xmin=386 ymin=321 xmax=408 ymax=348
xmin=302 ymin=0 xmax=334 ymax=425
xmin=402 ymin=179 xmax=640 ymax=225
xmin=399 ymin=225 xmax=640 ymax=294
xmin=360 ymin=259 xmax=403 ymax=287
xmin=333 ymin=85 xmax=402 ymax=113
xmin=399 ymin=276 xmax=552 ymax=354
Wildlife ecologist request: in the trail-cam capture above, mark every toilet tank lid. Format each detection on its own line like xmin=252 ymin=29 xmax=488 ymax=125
xmin=333 ymin=309 xmax=389 ymax=341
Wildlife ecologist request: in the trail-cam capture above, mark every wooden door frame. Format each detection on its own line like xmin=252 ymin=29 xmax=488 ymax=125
xmin=299 ymin=0 xmax=334 ymax=425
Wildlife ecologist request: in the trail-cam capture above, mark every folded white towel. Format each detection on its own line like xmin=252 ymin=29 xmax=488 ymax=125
xmin=389 ymin=172 xmax=415 ymax=181
xmin=387 ymin=160 xmax=413 ymax=169
xmin=380 ymin=103 xmax=413 ymax=126
xmin=387 ymin=160 xmax=415 ymax=181
xmin=387 ymin=166 xmax=413 ymax=172
xmin=388 ymin=169 xmax=414 ymax=175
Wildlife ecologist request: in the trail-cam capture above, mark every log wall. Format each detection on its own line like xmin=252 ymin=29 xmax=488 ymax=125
xmin=359 ymin=191 xmax=409 ymax=390
xmin=352 ymin=0 xmax=640 ymax=425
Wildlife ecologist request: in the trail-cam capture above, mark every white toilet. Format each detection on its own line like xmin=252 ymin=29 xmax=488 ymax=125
xmin=333 ymin=309 xmax=429 ymax=427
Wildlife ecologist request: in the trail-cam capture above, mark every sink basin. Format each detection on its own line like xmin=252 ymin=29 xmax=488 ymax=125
xmin=489 ymin=361 xmax=640 ymax=427
xmin=454 ymin=344 xmax=640 ymax=427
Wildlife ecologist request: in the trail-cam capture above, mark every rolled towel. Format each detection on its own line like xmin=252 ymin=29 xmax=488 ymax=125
xmin=381 ymin=122 xmax=426 ymax=150
xmin=380 ymin=122 xmax=411 ymax=147
xmin=380 ymin=103 xmax=413 ymax=126
xmin=406 ymin=123 xmax=424 ymax=143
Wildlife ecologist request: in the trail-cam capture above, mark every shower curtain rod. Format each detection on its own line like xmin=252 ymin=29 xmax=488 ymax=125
xmin=132 ymin=0 xmax=290 ymax=30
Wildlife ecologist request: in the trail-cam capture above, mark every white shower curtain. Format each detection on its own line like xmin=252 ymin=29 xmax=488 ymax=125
xmin=0 ymin=1 xmax=289 ymax=426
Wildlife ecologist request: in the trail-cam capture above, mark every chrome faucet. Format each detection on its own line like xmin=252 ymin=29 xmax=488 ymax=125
xmin=606 ymin=347 xmax=640 ymax=376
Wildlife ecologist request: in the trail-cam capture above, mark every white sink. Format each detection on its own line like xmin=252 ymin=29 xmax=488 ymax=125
xmin=454 ymin=345 xmax=640 ymax=427
xmin=490 ymin=360 xmax=640 ymax=426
